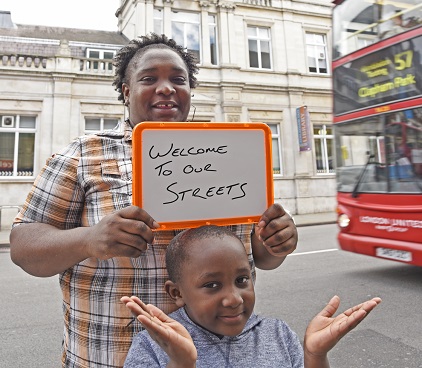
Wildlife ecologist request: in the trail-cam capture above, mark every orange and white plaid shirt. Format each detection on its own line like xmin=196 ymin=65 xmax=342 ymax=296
xmin=14 ymin=120 xmax=254 ymax=367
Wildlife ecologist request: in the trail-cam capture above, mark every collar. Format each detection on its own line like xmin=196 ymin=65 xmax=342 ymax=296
xmin=95 ymin=119 xmax=133 ymax=143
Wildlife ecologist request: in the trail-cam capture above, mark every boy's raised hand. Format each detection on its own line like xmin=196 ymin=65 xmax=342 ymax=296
xmin=303 ymin=295 xmax=382 ymax=368
xmin=121 ymin=296 xmax=197 ymax=368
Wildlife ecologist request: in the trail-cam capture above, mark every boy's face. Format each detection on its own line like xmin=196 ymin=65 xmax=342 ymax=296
xmin=171 ymin=235 xmax=255 ymax=337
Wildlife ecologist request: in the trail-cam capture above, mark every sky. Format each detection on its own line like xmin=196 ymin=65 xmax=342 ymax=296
xmin=1 ymin=0 xmax=120 ymax=31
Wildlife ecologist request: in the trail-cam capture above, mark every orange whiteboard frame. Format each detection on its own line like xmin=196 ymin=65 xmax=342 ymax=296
xmin=132 ymin=122 xmax=274 ymax=230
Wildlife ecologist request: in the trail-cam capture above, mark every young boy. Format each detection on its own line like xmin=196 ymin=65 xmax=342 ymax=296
xmin=122 ymin=225 xmax=381 ymax=368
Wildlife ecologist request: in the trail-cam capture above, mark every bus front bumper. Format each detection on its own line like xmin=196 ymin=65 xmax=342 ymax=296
xmin=338 ymin=232 xmax=422 ymax=266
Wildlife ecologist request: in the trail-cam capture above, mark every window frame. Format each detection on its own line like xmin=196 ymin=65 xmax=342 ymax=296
xmin=313 ymin=124 xmax=335 ymax=175
xmin=268 ymin=123 xmax=283 ymax=176
xmin=0 ymin=114 xmax=37 ymax=179
xmin=247 ymin=25 xmax=272 ymax=70
xmin=86 ymin=48 xmax=116 ymax=71
xmin=305 ymin=32 xmax=329 ymax=75
xmin=208 ymin=14 xmax=219 ymax=66
xmin=171 ymin=10 xmax=201 ymax=64
xmin=154 ymin=8 xmax=163 ymax=35
xmin=84 ymin=117 xmax=120 ymax=135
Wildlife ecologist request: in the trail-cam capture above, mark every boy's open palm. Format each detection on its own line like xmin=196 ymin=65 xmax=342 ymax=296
xmin=121 ymin=296 xmax=197 ymax=368
xmin=304 ymin=295 xmax=382 ymax=356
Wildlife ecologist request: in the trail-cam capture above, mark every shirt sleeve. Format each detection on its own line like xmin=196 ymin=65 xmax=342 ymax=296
xmin=13 ymin=138 xmax=85 ymax=230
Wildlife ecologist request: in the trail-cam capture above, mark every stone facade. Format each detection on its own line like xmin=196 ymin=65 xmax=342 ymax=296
xmin=0 ymin=1 xmax=336 ymax=228
xmin=0 ymin=11 xmax=128 ymax=228
xmin=116 ymin=0 xmax=337 ymax=214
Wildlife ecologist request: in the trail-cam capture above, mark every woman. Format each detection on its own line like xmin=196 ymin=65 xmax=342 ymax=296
xmin=10 ymin=33 xmax=298 ymax=367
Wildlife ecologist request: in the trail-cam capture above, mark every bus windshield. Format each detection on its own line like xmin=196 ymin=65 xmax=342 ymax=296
xmin=335 ymin=107 xmax=422 ymax=194
xmin=333 ymin=0 xmax=422 ymax=59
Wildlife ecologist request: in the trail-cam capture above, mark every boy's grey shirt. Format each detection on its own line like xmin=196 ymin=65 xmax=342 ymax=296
xmin=124 ymin=308 xmax=304 ymax=367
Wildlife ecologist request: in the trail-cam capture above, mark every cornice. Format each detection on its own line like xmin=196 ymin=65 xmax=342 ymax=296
xmin=198 ymin=0 xmax=219 ymax=7
xmin=52 ymin=74 xmax=76 ymax=82
xmin=217 ymin=1 xmax=236 ymax=10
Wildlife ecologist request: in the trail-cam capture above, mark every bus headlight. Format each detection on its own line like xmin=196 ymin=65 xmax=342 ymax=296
xmin=338 ymin=213 xmax=350 ymax=228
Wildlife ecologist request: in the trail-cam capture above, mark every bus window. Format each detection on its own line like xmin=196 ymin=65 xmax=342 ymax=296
xmin=335 ymin=108 xmax=422 ymax=195
xmin=333 ymin=0 xmax=422 ymax=59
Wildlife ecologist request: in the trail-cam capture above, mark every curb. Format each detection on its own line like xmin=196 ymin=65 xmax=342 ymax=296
xmin=296 ymin=220 xmax=336 ymax=227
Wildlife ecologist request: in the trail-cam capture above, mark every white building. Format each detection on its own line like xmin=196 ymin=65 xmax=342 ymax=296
xmin=0 ymin=0 xmax=336 ymax=229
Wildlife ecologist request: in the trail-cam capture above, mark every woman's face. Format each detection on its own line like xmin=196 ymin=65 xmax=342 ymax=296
xmin=122 ymin=48 xmax=192 ymax=126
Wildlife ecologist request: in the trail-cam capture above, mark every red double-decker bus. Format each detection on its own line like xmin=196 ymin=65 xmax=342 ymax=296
xmin=332 ymin=0 xmax=422 ymax=265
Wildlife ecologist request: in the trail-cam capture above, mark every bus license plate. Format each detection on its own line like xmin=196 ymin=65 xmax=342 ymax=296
xmin=376 ymin=248 xmax=412 ymax=262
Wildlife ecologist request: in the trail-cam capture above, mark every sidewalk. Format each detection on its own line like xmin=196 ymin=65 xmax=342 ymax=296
xmin=0 ymin=212 xmax=337 ymax=247
xmin=293 ymin=211 xmax=337 ymax=227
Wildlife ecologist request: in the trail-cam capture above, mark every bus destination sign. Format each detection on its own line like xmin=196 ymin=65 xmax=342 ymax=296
xmin=333 ymin=34 xmax=422 ymax=116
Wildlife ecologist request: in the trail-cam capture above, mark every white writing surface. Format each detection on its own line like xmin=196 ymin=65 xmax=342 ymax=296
xmin=132 ymin=122 xmax=273 ymax=229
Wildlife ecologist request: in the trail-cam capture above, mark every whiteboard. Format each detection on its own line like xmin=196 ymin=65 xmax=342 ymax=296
xmin=132 ymin=122 xmax=273 ymax=229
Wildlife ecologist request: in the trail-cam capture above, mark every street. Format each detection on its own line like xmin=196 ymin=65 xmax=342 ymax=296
xmin=255 ymin=224 xmax=422 ymax=368
xmin=0 ymin=247 xmax=62 ymax=368
xmin=1 ymin=224 xmax=421 ymax=367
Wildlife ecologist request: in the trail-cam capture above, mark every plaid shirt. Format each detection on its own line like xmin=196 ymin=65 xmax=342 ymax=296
xmin=14 ymin=120 xmax=254 ymax=368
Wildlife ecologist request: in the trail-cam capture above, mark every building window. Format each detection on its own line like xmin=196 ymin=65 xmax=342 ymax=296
xmin=247 ymin=26 xmax=271 ymax=69
xmin=0 ymin=115 xmax=36 ymax=177
xmin=269 ymin=124 xmax=282 ymax=175
xmin=172 ymin=11 xmax=201 ymax=63
xmin=85 ymin=118 xmax=119 ymax=134
xmin=306 ymin=33 xmax=328 ymax=74
xmin=154 ymin=8 xmax=163 ymax=34
xmin=209 ymin=14 xmax=218 ymax=65
xmin=314 ymin=125 xmax=335 ymax=174
xmin=86 ymin=49 xmax=116 ymax=71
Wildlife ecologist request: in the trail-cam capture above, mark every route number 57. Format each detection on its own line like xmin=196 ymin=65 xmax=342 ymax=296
xmin=394 ymin=50 xmax=413 ymax=70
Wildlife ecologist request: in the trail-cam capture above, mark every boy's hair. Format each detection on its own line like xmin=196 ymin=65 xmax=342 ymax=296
xmin=113 ymin=33 xmax=199 ymax=103
xmin=166 ymin=225 xmax=243 ymax=283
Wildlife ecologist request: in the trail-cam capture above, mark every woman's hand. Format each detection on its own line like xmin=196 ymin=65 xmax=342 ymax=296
xmin=252 ymin=203 xmax=298 ymax=269
xmin=85 ymin=206 xmax=160 ymax=260
xmin=255 ymin=203 xmax=298 ymax=257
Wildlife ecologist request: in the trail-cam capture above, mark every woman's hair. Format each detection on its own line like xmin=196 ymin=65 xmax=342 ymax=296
xmin=113 ymin=33 xmax=199 ymax=103
xmin=166 ymin=225 xmax=243 ymax=283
